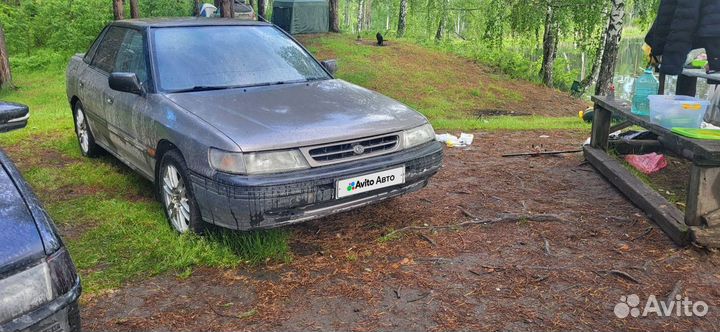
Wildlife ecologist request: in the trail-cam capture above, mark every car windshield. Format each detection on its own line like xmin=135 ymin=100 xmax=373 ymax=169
xmin=151 ymin=26 xmax=330 ymax=92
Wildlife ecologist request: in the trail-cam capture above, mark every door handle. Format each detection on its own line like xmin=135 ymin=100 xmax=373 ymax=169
xmin=79 ymin=81 xmax=84 ymax=88
xmin=106 ymin=97 xmax=114 ymax=105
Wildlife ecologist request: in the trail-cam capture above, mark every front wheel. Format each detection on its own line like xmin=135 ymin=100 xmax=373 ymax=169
xmin=159 ymin=150 xmax=205 ymax=234
xmin=73 ymin=102 xmax=102 ymax=157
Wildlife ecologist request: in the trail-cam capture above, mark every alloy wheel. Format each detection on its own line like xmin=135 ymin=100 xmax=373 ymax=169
xmin=162 ymin=164 xmax=191 ymax=233
xmin=75 ymin=108 xmax=89 ymax=153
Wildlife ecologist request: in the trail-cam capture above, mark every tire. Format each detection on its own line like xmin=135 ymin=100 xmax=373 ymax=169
xmin=158 ymin=149 xmax=206 ymax=234
xmin=73 ymin=101 xmax=102 ymax=157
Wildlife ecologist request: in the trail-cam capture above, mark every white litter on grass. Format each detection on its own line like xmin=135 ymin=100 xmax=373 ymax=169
xmin=436 ymin=133 xmax=474 ymax=147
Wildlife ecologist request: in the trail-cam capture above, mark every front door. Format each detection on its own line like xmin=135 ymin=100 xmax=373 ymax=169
xmin=104 ymin=28 xmax=154 ymax=178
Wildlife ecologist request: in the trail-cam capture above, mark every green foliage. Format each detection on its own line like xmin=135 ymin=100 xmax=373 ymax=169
xmin=0 ymin=0 xmax=195 ymax=66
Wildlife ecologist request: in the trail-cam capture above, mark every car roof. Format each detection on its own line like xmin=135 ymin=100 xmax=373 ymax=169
xmin=112 ymin=17 xmax=272 ymax=28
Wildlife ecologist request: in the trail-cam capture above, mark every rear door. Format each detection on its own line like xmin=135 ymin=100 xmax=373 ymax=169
xmin=83 ymin=26 xmax=128 ymax=150
xmin=103 ymin=28 xmax=154 ymax=178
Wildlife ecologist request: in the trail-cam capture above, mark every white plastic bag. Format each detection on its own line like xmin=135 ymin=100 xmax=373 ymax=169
xmin=435 ymin=133 xmax=474 ymax=147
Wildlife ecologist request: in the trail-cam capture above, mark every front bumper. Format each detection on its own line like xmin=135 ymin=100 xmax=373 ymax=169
xmin=0 ymin=277 xmax=81 ymax=332
xmin=190 ymin=141 xmax=444 ymax=230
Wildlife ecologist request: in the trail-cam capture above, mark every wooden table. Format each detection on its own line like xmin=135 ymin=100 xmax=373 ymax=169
xmin=585 ymin=95 xmax=720 ymax=246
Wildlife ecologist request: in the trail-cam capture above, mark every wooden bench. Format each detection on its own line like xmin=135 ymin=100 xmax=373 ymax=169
xmin=585 ymin=69 xmax=720 ymax=246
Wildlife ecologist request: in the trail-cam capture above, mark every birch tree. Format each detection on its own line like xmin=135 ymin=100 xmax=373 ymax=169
xmin=435 ymin=0 xmax=448 ymax=41
xmin=397 ymin=0 xmax=408 ymax=37
xmin=356 ymin=0 xmax=365 ymax=33
xmin=539 ymin=4 xmax=558 ymax=87
xmin=595 ymin=0 xmax=625 ymax=95
xmin=330 ymin=0 xmax=340 ymax=32
xmin=258 ymin=0 xmax=267 ymax=18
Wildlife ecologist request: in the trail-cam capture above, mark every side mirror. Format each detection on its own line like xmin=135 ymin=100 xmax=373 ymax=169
xmin=109 ymin=72 xmax=144 ymax=95
xmin=321 ymin=59 xmax=337 ymax=75
xmin=0 ymin=102 xmax=29 ymax=133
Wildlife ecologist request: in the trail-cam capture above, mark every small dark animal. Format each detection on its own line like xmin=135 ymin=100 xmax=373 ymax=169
xmin=376 ymin=32 xmax=384 ymax=46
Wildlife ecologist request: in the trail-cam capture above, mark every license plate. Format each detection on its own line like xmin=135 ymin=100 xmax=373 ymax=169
xmin=336 ymin=166 xmax=405 ymax=198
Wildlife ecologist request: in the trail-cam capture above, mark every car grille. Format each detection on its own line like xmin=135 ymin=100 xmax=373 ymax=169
xmin=304 ymin=134 xmax=400 ymax=165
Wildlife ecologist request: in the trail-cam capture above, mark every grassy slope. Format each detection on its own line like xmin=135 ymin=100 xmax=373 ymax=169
xmin=0 ymin=35 xmax=588 ymax=296
xmin=299 ymin=34 xmax=590 ymax=131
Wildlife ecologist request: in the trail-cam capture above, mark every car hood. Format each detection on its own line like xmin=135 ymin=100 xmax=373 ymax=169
xmin=0 ymin=160 xmax=45 ymax=274
xmin=165 ymin=79 xmax=428 ymax=152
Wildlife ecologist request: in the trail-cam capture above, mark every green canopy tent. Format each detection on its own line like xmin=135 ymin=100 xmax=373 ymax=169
xmin=271 ymin=0 xmax=329 ymax=34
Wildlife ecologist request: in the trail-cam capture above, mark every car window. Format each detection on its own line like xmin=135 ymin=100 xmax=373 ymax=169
xmin=152 ymin=26 xmax=330 ymax=92
xmin=91 ymin=27 xmax=127 ymax=73
xmin=83 ymin=27 xmax=108 ymax=64
xmin=114 ymin=29 xmax=149 ymax=84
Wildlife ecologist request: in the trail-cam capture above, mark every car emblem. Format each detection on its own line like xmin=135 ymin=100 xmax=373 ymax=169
xmin=353 ymin=144 xmax=366 ymax=155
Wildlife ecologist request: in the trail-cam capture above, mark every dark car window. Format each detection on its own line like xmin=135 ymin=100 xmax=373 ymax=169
xmin=91 ymin=27 xmax=128 ymax=73
xmin=114 ymin=29 xmax=149 ymax=84
xmin=151 ymin=26 xmax=330 ymax=92
xmin=83 ymin=26 xmax=108 ymax=64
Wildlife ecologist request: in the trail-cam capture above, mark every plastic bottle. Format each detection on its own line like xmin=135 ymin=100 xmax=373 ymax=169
xmin=631 ymin=68 xmax=660 ymax=116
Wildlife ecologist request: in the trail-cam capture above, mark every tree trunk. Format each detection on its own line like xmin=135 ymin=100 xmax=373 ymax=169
xmin=0 ymin=25 xmax=13 ymax=90
xmin=540 ymin=4 xmax=558 ymax=87
xmin=329 ymin=0 xmax=340 ymax=32
xmin=257 ymin=0 xmax=266 ymax=18
xmin=215 ymin=0 xmax=234 ymax=17
xmin=434 ymin=0 xmax=448 ymax=41
xmin=356 ymin=0 xmax=365 ymax=33
xmin=344 ymin=0 xmax=350 ymax=27
xmin=194 ymin=0 xmax=201 ymax=16
xmin=397 ymin=0 xmax=407 ymax=37
xmin=578 ymin=26 xmax=607 ymax=92
xmin=113 ymin=0 xmax=124 ymax=20
xmin=595 ymin=0 xmax=625 ymax=96
xmin=129 ymin=0 xmax=140 ymax=18
xmin=363 ymin=0 xmax=372 ymax=30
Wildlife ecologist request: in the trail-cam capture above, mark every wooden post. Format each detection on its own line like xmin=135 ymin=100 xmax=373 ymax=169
xmin=685 ymin=165 xmax=720 ymax=226
xmin=590 ymin=104 xmax=612 ymax=151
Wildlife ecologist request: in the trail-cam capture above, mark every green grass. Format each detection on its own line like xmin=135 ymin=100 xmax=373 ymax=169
xmin=0 ymin=35 xmax=587 ymax=296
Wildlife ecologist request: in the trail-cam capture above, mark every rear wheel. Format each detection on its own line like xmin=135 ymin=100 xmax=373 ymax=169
xmin=159 ymin=150 xmax=205 ymax=234
xmin=73 ymin=102 xmax=101 ymax=157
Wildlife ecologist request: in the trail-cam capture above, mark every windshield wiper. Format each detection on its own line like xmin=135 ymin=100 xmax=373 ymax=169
xmin=168 ymin=85 xmax=237 ymax=93
xmin=169 ymin=79 xmax=329 ymax=93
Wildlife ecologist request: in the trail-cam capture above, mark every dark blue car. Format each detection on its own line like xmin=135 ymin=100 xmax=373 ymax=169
xmin=0 ymin=102 xmax=81 ymax=332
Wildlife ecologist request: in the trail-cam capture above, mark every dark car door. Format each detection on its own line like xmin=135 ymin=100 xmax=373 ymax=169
xmin=104 ymin=28 xmax=154 ymax=178
xmin=81 ymin=26 xmax=128 ymax=149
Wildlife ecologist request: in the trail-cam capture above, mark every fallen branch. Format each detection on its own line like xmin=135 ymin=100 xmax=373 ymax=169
xmin=598 ymin=269 xmax=641 ymax=284
xmin=502 ymin=149 xmax=583 ymax=157
xmin=632 ymin=227 xmax=653 ymax=241
xmin=207 ymin=301 xmax=257 ymax=319
xmin=406 ymin=292 xmax=431 ymax=303
xmin=543 ymin=238 xmax=551 ymax=256
xmin=384 ymin=213 xmax=566 ymax=238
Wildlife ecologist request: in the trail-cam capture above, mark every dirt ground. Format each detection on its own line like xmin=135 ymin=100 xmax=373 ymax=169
xmin=82 ymin=130 xmax=720 ymax=331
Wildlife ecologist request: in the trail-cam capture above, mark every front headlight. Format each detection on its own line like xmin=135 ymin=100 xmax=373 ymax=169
xmin=0 ymin=262 xmax=53 ymax=323
xmin=209 ymin=148 xmax=310 ymax=175
xmin=403 ymin=123 xmax=435 ymax=149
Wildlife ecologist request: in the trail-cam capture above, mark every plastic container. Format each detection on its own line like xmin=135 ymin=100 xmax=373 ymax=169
xmin=648 ymin=95 xmax=711 ymax=129
xmin=631 ymin=68 xmax=660 ymax=116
